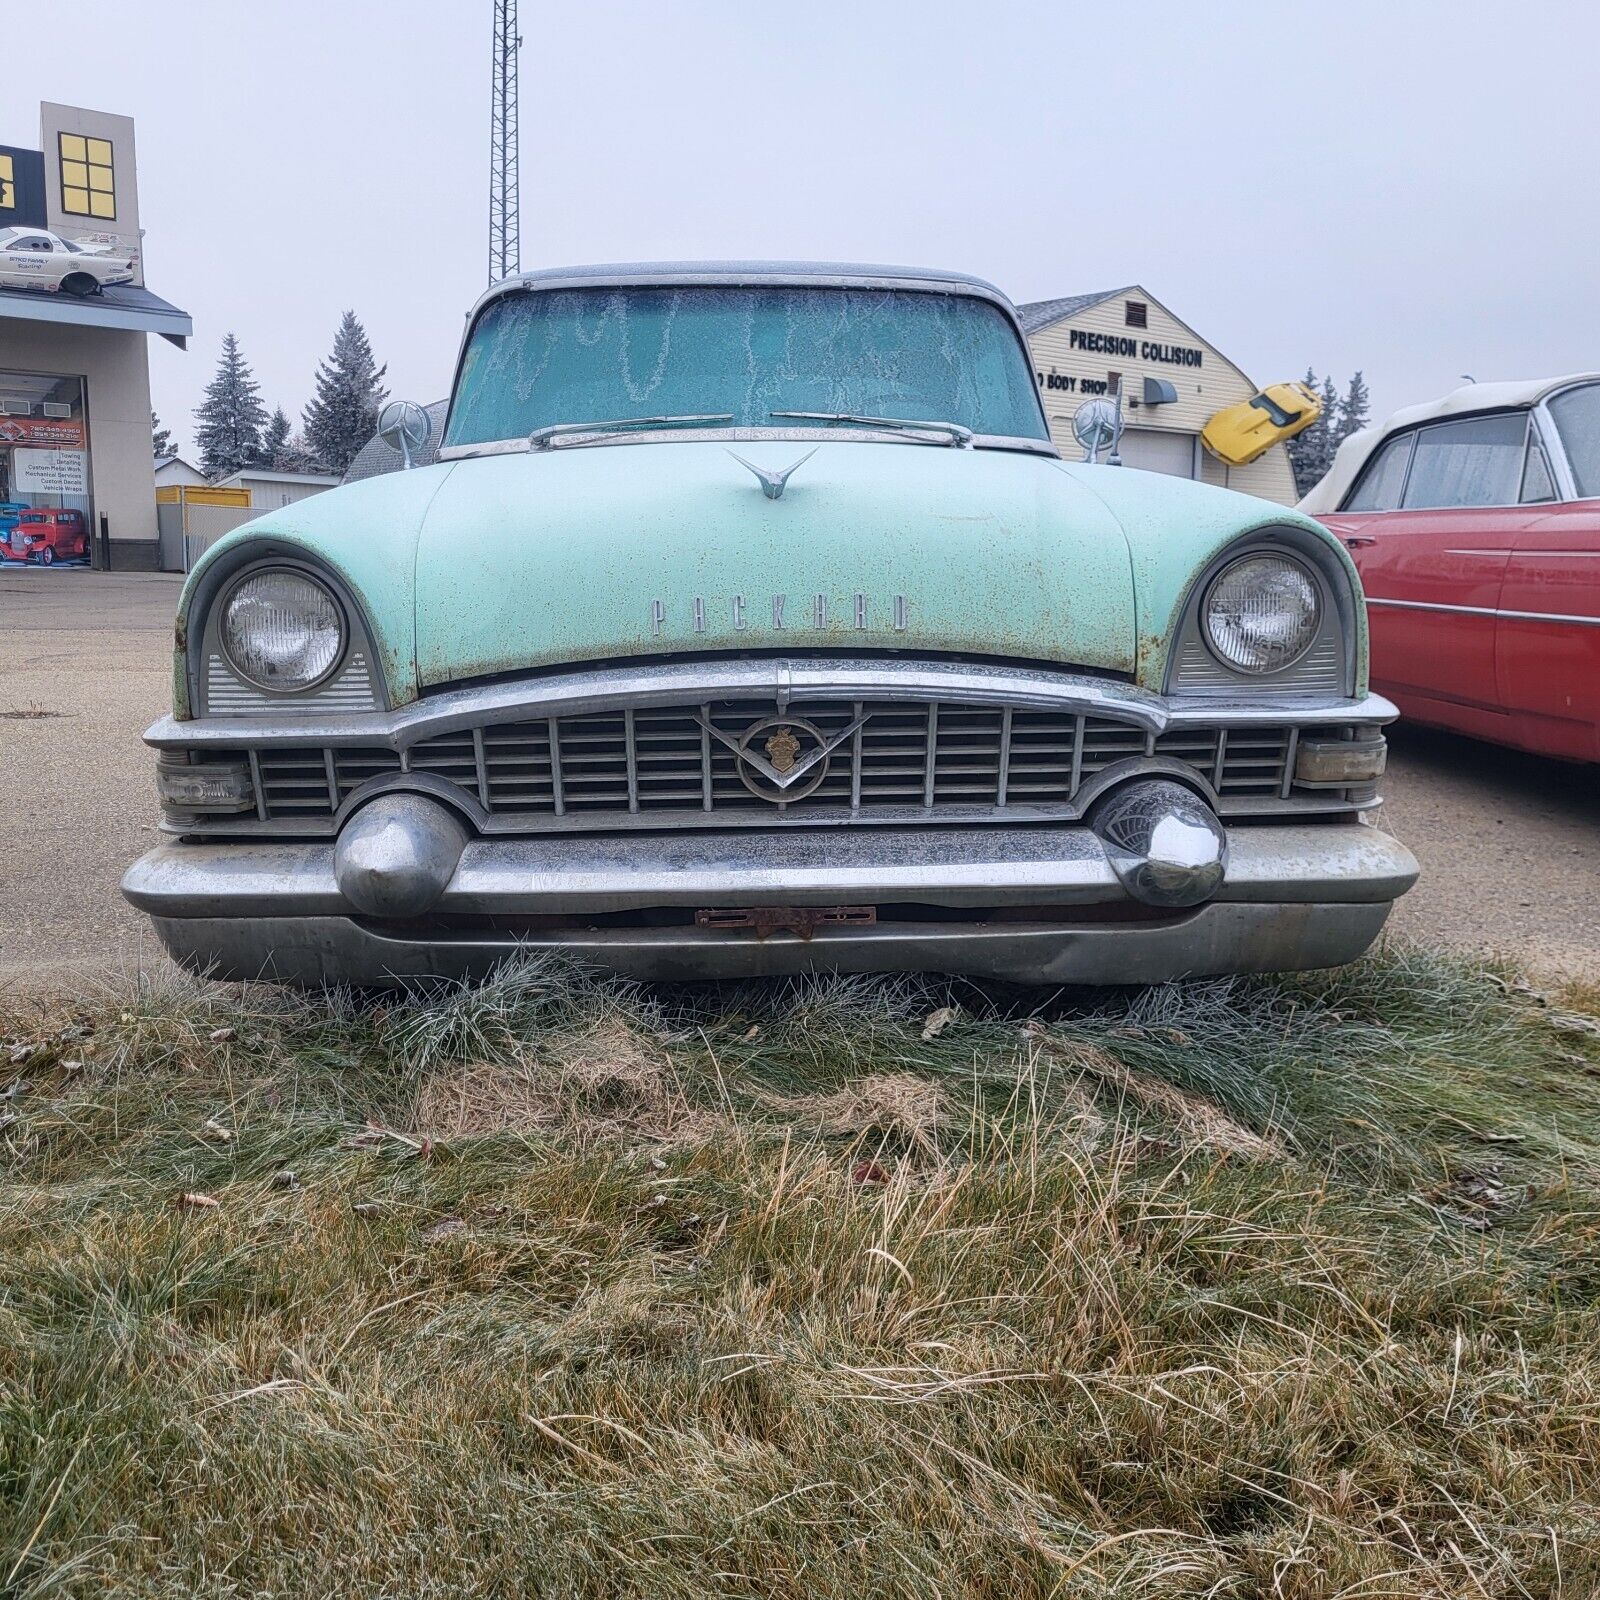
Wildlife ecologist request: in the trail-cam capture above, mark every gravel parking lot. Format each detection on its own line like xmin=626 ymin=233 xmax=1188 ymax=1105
xmin=3 ymin=568 xmax=1597 ymax=987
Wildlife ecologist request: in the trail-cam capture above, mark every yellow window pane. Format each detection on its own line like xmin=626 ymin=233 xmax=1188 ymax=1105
xmin=63 ymin=187 xmax=90 ymax=214
xmin=60 ymin=133 xmax=87 ymax=161
xmin=89 ymin=192 xmax=115 ymax=219
xmin=63 ymin=160 xmax=89 ymax=188
xmin=86 ymin=137 xmax=112 ymax=165
xmin=89 ymin=166 xmax=113 ymax=193
xmin=0 ymin=156 xmax=12 ymax=180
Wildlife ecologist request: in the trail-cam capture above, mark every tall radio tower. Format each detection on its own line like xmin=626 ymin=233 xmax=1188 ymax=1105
xmin=488 ymin=0 xmax=521 ymax=284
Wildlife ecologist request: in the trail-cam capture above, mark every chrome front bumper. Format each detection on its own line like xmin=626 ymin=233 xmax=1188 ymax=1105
xmin=123 ymin=819 xmax=1418 ymax=987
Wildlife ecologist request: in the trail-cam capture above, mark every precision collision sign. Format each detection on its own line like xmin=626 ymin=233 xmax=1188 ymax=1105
xmin=1068 ymin=329 xmax=1205 ymax=367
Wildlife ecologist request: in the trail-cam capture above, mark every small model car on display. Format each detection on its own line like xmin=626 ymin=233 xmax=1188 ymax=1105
xmin=1303 ymin=375 xmax=1600 ymax=762
xmin=0 ymin=226 xmax=135 ymax=296
xmin=123 ymin=261 xmax=1416 ymax=986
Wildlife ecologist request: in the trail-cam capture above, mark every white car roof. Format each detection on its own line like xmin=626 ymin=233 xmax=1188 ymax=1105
xmin=1300 ymin=373 xmax=1600 ymax=513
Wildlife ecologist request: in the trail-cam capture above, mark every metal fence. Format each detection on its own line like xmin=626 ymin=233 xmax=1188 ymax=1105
xmin=156 ymin=499 xmax=257 ymax=572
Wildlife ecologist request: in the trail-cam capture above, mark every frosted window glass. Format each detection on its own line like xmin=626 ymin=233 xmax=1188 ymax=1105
xmin=446 ymin=285 xmax=1047 ymax=447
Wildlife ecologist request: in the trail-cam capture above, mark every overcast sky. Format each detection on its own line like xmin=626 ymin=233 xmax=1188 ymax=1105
xmin=7 ymin=1 xmax=1597 ymax=458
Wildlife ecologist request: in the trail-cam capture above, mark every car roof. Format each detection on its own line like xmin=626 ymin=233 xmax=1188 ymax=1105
xmin=1300 ymin=373 xmax=1600 ymax=513
xmin=467 ymin=260 xmax=1019 ymax=321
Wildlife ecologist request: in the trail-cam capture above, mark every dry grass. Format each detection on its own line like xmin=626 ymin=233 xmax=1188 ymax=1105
xmin=1 ymin=942 xmax=1598 ymax=1596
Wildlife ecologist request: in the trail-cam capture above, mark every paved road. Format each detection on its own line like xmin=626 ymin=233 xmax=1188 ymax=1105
xmin=2 ymin=568 xmax=1597 ymax=987
xmin=0 ymin=570 xmax=178 ymax=988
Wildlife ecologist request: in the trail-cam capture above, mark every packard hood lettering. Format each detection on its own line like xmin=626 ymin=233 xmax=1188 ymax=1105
xmin=652 ymin=592 xmax=908 ymax=636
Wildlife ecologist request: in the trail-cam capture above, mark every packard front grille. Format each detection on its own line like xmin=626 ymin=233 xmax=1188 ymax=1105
xmin=212 ymin=695 xmax=1351 ymax=830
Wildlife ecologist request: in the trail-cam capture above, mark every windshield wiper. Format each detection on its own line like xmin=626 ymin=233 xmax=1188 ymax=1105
xmin=528 ymin=414 xmax=733 ymax=449
xmin=769 ymin=411 xmax=973 ymax=447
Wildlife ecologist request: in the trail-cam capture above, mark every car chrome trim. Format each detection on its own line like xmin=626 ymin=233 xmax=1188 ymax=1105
xmin=142 ymin=903 xmax=1399 ymax=987
xmin=190 ymin=554 xmax=389 ymax=718
xmin=436 ymin=427 xmax=1060 ymax=461
xmin=1367 ymin=597 xmax=1600 ymax=627
xmin=157 ymin=657 xmax=1398 ymax=749
xmin=123 ymin=821 xmax=1420 ymax=920
xmin=1165 ymin=528 xmax=1359 ymax=697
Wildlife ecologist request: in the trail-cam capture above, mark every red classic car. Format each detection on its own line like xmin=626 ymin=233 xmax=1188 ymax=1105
xmin=1302 ymin=375 xmax=1600 ymax=762
xmin=1 ymin=508 xmax=89 ymax=565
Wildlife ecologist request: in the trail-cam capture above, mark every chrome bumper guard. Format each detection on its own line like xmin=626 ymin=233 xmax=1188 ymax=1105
xmin=124 ymin=818 xmax=1418 ymax=986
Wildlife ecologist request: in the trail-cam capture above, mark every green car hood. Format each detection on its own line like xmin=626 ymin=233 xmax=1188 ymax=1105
xmin=180 ymin=442 xmax=1357 ymax=713
xmin=410 ymin=441 xmax=1136 ymax=689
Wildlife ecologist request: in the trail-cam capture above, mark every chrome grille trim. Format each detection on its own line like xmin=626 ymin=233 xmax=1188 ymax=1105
xmin=210 ymin=704 xmax=1366 ymax=833
xmin=156 ymin=659 xmax=1397 ymax=836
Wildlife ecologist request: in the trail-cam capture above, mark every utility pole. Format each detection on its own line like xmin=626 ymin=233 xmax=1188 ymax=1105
xmin=488 ymin=0 xmax=520 ymax=284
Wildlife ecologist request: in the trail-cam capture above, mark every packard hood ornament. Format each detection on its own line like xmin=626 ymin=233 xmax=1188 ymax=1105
xmin=726 ymin=447 xmax=818 ymax=501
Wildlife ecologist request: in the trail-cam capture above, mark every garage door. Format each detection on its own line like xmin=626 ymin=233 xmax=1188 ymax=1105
xmin=1119 ymin=427 xmax=1197 ymax=478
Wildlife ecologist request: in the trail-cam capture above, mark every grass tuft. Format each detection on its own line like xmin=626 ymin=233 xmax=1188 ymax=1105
xmin=2 ymin=939 xmax=1598 ymax=1595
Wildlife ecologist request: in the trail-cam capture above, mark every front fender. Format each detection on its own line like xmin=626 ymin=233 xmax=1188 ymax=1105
xmin=171 ymin=465 xmax=453 ymax=718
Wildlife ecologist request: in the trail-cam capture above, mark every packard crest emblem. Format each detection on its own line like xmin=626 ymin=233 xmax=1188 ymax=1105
xmin=697 ymin=711 xmax=869 ymax=804
xmin=764 ymin=726 xmax=801 ymax=774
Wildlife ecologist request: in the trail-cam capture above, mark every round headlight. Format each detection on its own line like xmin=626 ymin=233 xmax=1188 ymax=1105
xmin=1202 ymin=554 xmax=1322 ymax=674
xmin=220 ymin=569 xmax=346 ymax=692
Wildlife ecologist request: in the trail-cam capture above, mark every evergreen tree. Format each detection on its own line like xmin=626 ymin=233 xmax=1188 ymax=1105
xmin=1316 ymin=375 xmax=1339 ymax=468
xmin=1286 ymin=368 xmax=1326 ymax=498
xmin=1333 ymin=370 xmax=1371 ymax=451
xmin=302 ymin=311 xmax=388 ymax=474
xmin=194 ymin=333 xmax=268 ymax=480
xmin=262 ymin=406 xmax=292 ymax=464
xmin=151 ymin=411 xmax=174 ymax=458
xmin=280 ymin=429 xmax=326 ymax=474
xmin=1286 ymin=369 xmax=1374 ymax=498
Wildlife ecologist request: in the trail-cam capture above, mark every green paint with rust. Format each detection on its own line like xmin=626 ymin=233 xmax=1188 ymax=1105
xmin=173 ymin=440 xmax=1361 ymax=716
xmin=1054 ymin=463 xmax=1370 ymax=694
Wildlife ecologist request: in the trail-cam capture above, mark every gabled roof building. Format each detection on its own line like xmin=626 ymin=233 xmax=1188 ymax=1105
xmin=1016 ymin=285 xmax=1297 ymax=505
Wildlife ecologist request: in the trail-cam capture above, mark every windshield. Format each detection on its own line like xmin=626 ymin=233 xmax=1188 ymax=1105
xmin=444 ymin=285 xmax=1048 ymax=448
xmin=1548 ymin=382 xmax=1600 ymax=499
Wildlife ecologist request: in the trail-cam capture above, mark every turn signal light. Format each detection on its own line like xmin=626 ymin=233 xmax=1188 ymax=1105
xmin=157 ymin=761 xmax=255 ymax=814
xmin=1294 ymin=734 xmax=1386 ymax=786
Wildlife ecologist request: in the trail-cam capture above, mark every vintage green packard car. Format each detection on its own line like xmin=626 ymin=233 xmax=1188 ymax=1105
xmin=123 ymin=262 xmax=1417 ymax=986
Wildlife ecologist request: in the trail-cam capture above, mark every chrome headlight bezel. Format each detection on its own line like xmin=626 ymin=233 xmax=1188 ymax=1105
xmin=217 ymin=566 xmax=348 ymax=695
xmin=1200 ymin=552 xmax=1323 ymax=675
xmin=1165 ymin=526 xmax=1361 ymax=698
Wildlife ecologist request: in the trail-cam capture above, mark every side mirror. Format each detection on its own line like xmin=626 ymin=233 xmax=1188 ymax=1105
xmin=1071 ymin=396 xmax=1124 ymax=466
xmin=376 ymin=400 xmax=433 ymax=470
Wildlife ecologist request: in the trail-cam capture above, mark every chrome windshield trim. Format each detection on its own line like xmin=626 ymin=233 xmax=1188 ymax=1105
xmin=437 ymin=428 xmax=1060 ymax=461
xmin=462 ymin=263 xmax=1025 ymax=324
xmin=153 ymin=656 xmax=1397 ymax=750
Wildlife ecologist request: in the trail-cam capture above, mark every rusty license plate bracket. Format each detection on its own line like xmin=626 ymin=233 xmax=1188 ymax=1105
xmin=694 ymin=905 xmax=877 ymax=940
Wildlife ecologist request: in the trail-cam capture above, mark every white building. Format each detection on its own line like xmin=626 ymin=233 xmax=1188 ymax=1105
xmin=215 ymin=466 xmax=341 ymax=509
xmin=1017 ymin=287 xmax=1298 ymax=504
xmin=1 ymin=101 xmax=191 ymax=569
xmin=153 ymin=454 xmax=205 ymax=490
